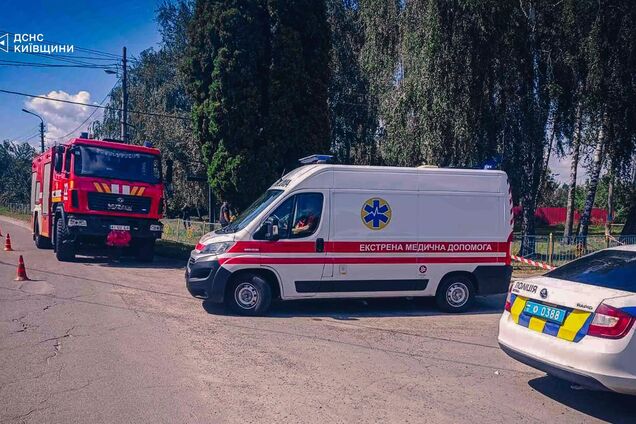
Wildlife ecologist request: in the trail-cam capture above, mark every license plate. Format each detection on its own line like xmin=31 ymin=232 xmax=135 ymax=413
xmin=524 ymin=301 xmax=566 ymax=324
xmin=109 ymin=225 xmax=130 ymax=231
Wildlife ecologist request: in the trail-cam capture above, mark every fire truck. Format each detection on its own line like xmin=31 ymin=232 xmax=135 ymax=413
xmin=30 ymin=137 xmax=171 ymax=262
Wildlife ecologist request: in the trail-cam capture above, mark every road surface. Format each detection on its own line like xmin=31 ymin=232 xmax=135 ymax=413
xmin=0 ymin=216 xmax=633 ymax=423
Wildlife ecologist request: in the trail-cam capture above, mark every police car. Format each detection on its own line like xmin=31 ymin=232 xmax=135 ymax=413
xmin=498 ymin=245 xmax=636 ymax=395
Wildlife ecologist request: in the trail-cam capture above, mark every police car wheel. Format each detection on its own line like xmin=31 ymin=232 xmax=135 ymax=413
xmin=228 ymin=273 xmax=272 ymax=316
xmin=436 ymin=275 xmax=475 ymax=313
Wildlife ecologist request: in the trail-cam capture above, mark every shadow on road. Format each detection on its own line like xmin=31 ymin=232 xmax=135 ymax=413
xmin=203 ymin=294 xmax=506 ymax=319
xmin=528 ymin=375 xmax=635 ymax=423
xmin=68 ymin=251 xmax=185 ymax=270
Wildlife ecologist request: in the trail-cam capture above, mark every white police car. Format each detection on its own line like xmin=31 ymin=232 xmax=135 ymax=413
xmin=498 ymin=245 xmax=636 ymax=394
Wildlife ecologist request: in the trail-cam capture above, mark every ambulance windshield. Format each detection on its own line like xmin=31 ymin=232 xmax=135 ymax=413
xmin=73 ymin=145 xmax=161 ymax=184
xmin=218 ymin=189 xmax=283 ymax=234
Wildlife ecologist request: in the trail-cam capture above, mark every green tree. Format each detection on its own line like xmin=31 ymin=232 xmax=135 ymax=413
xmin=0 ymin=141 xmax=36 ymax=204
xmin=327 ymin=0 xmax=378 ymax=164
xmin=99 ymin=1 xmax=207 ymax=217
xmin=185 ymin=0 xmax=331 ymax=209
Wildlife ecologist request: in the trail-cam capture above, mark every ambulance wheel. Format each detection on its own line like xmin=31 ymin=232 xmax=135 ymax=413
xmin=227 ymin=273 xmax=272 ymax=316
xmin=55 ymin=219 xmax=75 ymax=262
xmin=436 ymin=275 xmax=475 ymax=313
xmin=34 ymin=222 xmax=52 ymax=249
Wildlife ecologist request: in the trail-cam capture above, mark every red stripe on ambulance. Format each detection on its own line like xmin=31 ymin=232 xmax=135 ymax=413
xmin=219 ymin=256 xmax=503 ymax=266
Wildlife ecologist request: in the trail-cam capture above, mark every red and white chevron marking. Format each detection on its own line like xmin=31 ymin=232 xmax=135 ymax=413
xmin=510 ymin=255 xmax=555 ymax=270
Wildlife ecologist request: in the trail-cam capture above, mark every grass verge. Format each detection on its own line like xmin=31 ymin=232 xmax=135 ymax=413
xmin=156 ymin=239 xmax=193 ymax=260
xmin=0 ymin=207 xmax=31 ymax=223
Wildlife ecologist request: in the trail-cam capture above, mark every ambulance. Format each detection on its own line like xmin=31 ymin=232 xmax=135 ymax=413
xmin=186 ymin=158 xmax=513 ymax=315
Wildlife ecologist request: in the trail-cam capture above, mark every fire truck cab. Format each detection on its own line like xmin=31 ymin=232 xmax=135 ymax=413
xmin=31 ymin=137 xmax=167 ymax=262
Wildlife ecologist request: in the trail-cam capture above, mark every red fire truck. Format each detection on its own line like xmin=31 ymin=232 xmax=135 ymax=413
xmin=30 ymin=137 xmax=171 ymax=262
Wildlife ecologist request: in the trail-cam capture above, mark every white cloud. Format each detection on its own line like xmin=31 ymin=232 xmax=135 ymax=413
xmin=24 ymin=90 xmax=103 ymax=148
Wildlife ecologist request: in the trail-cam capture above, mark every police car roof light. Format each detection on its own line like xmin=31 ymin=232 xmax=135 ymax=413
xmin=299 ymin=154 xmax=334 ymax=165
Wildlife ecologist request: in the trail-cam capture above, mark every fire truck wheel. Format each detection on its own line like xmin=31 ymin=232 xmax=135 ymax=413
xmin=34 ymin=222 xmax=52 ymax=249
xmin=435 ymin=274 xmax=475 ymax=313
xmin=227 ymin=273 xmax=272 ymax=316
xmin=135 ymin=239 xmax=155 ymax=263
xmin=55 ymin=218 xmax=76 ymax=262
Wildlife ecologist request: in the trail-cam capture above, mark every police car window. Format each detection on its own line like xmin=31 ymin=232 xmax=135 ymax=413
xmin=291 ymin=193 xmax=323 ymax=239
xmin=546 ymin=250 xmax=636 ymax=293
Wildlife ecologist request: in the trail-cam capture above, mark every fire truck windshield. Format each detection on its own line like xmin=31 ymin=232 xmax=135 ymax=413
xmin=73 ymin=145 xmax=161 ymax=184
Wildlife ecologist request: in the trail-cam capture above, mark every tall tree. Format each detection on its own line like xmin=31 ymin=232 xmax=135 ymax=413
xmin=267 ymin=0 xmax=331 ymax=173
xmin=185 ymin=0 xmax=331 ymax=209
xmin=185 ymin=0 xmax=272 ymax=209
xmin=327 ymin=0 xmax=378 ymax=164
xmin=578 ymin=0 xmax=636 ymax=238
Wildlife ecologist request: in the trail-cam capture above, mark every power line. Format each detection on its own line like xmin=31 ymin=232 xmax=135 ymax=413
xmin=0 ymin=88 xmax=191 ymax=121
xmin=0 ymin=59 xmax=115 ymax=69
xmin=54 ymin=80 xmax=119 ymax=141
xmin=0 ymin=30 xmax=123 ymax=59
xmin=6 ymin=124 xmax=40 ymax=141
xmin=22 ymin=52 xmax=116 ymax=67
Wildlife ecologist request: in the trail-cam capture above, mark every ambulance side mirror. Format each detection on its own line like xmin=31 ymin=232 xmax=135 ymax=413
xmin=264 ymin=217 xmax=280 ymax=241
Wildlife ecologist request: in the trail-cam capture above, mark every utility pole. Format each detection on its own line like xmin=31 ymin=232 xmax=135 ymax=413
xmin=121 ymin=46 xmax=128 ymax=143
xmin=39 ymin=121 xmax=45 ymax=153
xmin=21 ymin=108 xmax=45 ymax=153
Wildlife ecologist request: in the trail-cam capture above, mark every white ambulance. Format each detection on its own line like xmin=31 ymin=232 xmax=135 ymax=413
xmin=186 ymin=160 xmax=513 ymax=315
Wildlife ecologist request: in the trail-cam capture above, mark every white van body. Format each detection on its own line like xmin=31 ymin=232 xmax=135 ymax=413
xmin=186 ymin=165 xmax=513 ymax=314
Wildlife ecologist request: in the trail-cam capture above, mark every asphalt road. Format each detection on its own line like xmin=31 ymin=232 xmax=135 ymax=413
xmin=0 ymin=216 xmax=634 ymax=423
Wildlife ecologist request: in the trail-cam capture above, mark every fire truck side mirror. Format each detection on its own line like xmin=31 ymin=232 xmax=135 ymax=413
xmin=53 ymin=146 xmax=64 ymax=173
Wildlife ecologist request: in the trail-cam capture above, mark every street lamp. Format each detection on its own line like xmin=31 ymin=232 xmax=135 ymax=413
xmin=21 ymin=108 xmax=45 ymax=153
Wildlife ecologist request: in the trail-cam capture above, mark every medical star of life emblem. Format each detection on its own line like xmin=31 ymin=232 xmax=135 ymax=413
xmin=361 ymin=198 xmax=391 ymax=230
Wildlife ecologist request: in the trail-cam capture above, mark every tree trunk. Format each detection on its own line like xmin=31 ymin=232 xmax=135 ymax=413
xmin=620 ymin=164 xmax=636 ymax=237
xmin=564 ymin=101 xmax=582 ymax=240
xmin=605 ymin=170 xmax=614 ymax=236
xmin=579 ymin=114 xmax=607 ymax=240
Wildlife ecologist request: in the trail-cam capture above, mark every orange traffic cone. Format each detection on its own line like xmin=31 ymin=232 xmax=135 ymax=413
xmin=15 ymin=255 xmax=29 ymax=281
xmin=4 ymin=233 xmax=13 ymax=251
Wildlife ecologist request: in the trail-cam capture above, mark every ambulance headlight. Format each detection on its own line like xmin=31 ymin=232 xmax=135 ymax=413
xmin=199 ymin=242 xmax=233 ymax=255
xmin=67 ymin=218 xmax=87 ymax=227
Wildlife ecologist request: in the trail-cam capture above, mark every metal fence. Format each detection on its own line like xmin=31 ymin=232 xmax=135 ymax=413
xmin=0 ymin=202 xmax=30 ymax=215
xmin=161 ymin=219 xmax=221 ymax=245
xmin=512 ymin=234 xmax=636 ymax=268
xmin=1 ymin=202 xmax=634 ymax=266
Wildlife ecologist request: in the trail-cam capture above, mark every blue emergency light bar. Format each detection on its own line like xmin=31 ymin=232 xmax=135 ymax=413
xmin=299 ymin=154 xmax=334 ymax=165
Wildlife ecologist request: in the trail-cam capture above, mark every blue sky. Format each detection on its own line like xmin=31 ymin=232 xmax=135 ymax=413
xmin=0 ymin=0 xmax=162 ymax=147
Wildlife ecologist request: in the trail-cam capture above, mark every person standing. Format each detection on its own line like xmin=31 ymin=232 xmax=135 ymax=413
xmin=219 ymin=201 xmax=231 ymax=227
xmin=181 ymin=204 xmax=192 ymax=229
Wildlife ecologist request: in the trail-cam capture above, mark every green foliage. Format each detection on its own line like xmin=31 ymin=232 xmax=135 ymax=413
xmin=327 ymin=0 xmax=378 ymax=164
xmin=99 ymin=1 xmax=207 ymax=217
xmin=184 ymin=0 xmax=331 ymax=209
xmin=0 ymin=141 xmax=36 ymax=204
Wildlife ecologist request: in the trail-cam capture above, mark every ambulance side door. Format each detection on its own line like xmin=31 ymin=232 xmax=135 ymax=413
xmin=257 ymin=191 xmax=329 ymax=299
